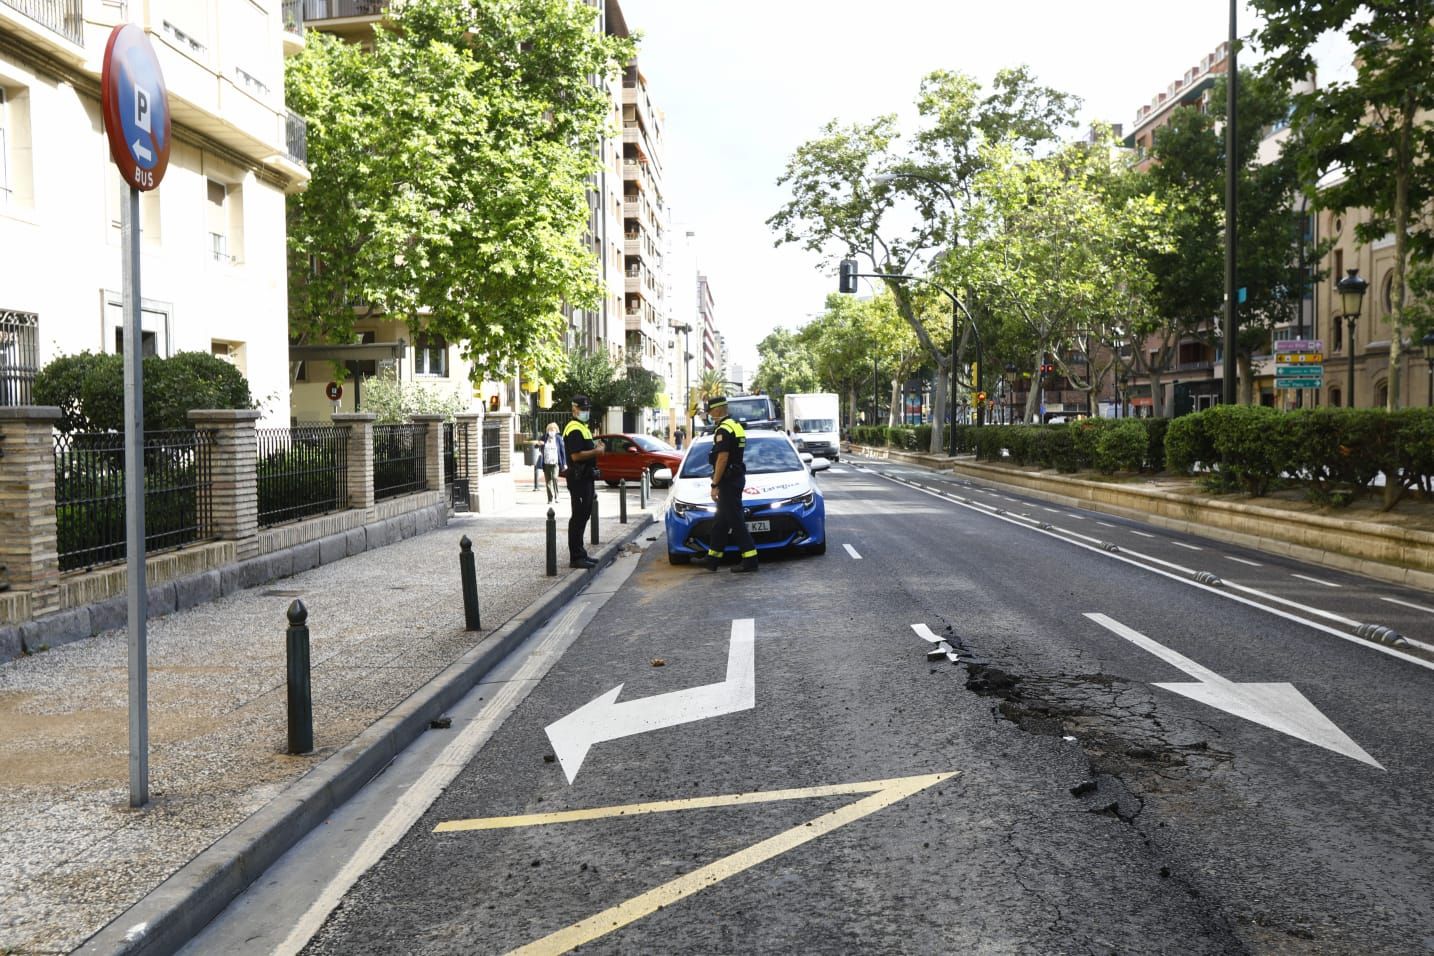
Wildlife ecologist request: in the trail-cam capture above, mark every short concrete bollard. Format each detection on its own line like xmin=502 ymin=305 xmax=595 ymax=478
xmin=460 ymin=535 xmax=481 ymax=631
xmin=590 ymin=493 xmax=600 ymax=546
xmin=545 ymin=507 xmax=558 ymax=577
xmin=619 ymin=479 xmax=628 ymax=524
xmin=286 ymin=599 xmax=313 ymax=755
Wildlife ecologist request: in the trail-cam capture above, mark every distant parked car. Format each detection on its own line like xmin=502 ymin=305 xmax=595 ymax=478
xmin=594 ymin=433 xmax=683 ymax=488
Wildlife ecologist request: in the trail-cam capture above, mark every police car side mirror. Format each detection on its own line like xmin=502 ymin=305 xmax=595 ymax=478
xmin=799 ymin=452 xmax=813 ymax=464
xmin=810 ymin=457 xmax=831 ymax=472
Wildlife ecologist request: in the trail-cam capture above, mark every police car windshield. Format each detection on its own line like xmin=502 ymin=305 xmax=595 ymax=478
xmin=679 ymin=436 xmax=802 ymax=478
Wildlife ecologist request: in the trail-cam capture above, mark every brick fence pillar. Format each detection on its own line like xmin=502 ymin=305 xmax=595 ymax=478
xmin=0 ymin=406 xmax=62 ymax=614
xmin=456 ymin=412 xmax=482 ymax=509
xmin=496 ymin=409 xmax=515 ymax=474
xmin=188 ymin=409 xmax=261 ymax=560
xmin=331 ymin=412 xmax=377 ymax=511
xmin=410 ymin=414 xmax=445 ymax=494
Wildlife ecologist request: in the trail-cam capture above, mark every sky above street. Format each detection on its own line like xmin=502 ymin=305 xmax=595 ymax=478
xmin=614 ymin=0 xmax=1351 ymax=375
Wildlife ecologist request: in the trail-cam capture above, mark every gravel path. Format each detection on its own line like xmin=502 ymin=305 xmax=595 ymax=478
xmin=0 ymin=478 xmax=661 ymax=954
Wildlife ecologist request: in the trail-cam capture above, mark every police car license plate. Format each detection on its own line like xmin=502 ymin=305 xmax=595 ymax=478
xmin=746 ymin=520 xmax=771 ymax=533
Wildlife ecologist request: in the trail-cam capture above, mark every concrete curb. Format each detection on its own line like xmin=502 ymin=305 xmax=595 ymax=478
xmin=76 ymin=511 xmax=659 ymax=956
xmin=850 ymin=445 xmax=1434 ymax=593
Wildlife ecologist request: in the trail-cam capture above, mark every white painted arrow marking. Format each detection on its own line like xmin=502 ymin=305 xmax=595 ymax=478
xmin=131 ymin=138 xmax=152 ymax=162
xmin=1085 ymin=613 xmax=1382 ymax=769
xmin=546 ymin=618 xmax=755 ymax=783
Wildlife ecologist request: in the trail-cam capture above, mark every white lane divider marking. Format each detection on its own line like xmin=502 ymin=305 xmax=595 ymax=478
xmin=843 ymin=543 xmax=862 ymax=560
xmin=1085 ymin=613 xmax=1382 ymax=769
xmin=1292 ymin=573 xmax=1341 ymax=588
xmin=1129 ymin=530 xmax=1156 ymax=539
xmin=1226 ymin=556 xmax=1263 ymax=567
xmin=875 ymin=471 xmax=1434 ymax=676
xmin=1381 ymin=596 xmax=1434 ymax=616
xmin=1172 ymin=542 xmax=1203 ymax=551
xmin=1066 ymin=514 xmax=1086 ymax=520
xmin=1096 ymin=521 xmax=1116 ymax=528
xmin=1042 ymin=508 xmax=1061 ymax=514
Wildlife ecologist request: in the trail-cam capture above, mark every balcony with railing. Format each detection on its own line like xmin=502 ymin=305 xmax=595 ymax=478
xmin=2 ymin=0 xmax=83 ymax=46
xmin=302 ymin=0 xmax=387 ymax=23
xmin=285 ymin=110 xmax=308 ymax=166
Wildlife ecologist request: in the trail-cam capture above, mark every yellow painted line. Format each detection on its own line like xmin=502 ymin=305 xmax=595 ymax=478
xmin=434 ymin=775 xmax=943 ymax=832
xmin=493 ymin=771 xmax=956 ymax=956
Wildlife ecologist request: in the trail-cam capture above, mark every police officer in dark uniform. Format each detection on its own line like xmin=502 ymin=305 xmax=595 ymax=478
xmin=562 ymin=394 xmax=603 ymax=569
xmin=704 ymin=396 xmax=758 ymax=573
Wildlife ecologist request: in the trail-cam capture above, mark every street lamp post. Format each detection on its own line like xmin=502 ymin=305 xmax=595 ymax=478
xmin=1421 ymin=331 xmax=1434 ymax=407
xmin=1337 ymin=268 xmax=1369 ymax=408
xmin=672 ymin=322 xmax=693 ymax=436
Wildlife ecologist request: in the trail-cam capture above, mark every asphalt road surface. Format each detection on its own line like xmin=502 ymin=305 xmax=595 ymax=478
xmin=193 ymin=459 xmax=1434 ymax=955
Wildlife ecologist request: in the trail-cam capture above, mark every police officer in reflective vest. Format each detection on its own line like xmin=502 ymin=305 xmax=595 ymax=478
xmin=562 ymin=394 xmax=603 ymax=569
xmin=705 ymin=396 xmax=758 ymax=573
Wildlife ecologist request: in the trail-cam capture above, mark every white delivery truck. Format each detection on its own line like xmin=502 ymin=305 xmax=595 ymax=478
xmin=783 ymin=392 xmax=841 ymax=461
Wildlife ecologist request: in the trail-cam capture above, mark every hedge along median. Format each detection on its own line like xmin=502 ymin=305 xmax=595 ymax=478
xmin=854 ymin=406 xmax=1434 ymax=509
xmin=849 ymin=406 xmax=1434 ymax=591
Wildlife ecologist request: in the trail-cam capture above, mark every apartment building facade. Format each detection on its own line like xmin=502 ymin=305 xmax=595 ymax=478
xmin=0 ymin=0 xmax=308 ymax=420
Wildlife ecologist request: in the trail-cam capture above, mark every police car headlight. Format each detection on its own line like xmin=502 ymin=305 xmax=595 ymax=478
xmin=673 ymin=499 xmax=714 ymax=517
xmin=779 ymin=490 xmax=816 ymax=509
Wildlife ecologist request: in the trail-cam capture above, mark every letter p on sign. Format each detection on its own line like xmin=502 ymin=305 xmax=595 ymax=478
xmin=134 ymin=86 xmax=151 ymax=133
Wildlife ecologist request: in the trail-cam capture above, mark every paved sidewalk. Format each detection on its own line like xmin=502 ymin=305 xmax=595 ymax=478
xmin=0 ymin=477 xmax=663 ymax=954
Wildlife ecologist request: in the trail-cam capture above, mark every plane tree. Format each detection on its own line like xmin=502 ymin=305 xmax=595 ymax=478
xmin=285 ymin=0 xmax=634 ymax=386
xmin=1255 ymin=0 xmax=1434 ymax=410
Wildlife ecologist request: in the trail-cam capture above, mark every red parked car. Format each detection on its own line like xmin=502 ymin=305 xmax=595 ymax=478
xmin=594 ymin=433 xmax=682 ymax=488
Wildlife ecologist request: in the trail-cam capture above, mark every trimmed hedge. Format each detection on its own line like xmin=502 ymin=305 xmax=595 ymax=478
xmin=851 ymin=409 xmax=1434 ymax=506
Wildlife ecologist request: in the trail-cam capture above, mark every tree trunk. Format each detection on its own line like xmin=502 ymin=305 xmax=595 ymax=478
xmin=1023 ymin=353 xmax=1043 ymax=423
xmin=888 ymin=379 xmax=901 ymax=428
xmin=1150 ymin=372 xmax=1166 ymax=418
xmin=1389 ymin=99 xmax=1414 ymax=417
xmin=930 ymin=360 xmax=949 ymax=454
xmin=1237 ymin=353 xmax=1254 ymax=406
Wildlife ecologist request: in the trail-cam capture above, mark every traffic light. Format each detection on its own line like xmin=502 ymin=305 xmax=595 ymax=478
xmin=839 ymin=259 xmax=859 ymax=294
xmin=1040 ymin=362 xmax=1054 ymax=376
xmin=538 ymin=383 xmax=553 ymax=409
xmin=976 ymin=391 xmax=988 ymax=404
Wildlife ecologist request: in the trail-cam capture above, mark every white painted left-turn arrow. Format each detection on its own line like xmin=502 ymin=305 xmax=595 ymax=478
xmin=546 ymin=618 xmax=756 ymax=783
xmin=1085 ymin=613 xmax=1382 ymax=769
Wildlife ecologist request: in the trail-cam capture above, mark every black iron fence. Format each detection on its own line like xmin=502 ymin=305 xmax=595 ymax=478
xmin=518 ymin=410 xmax=568 ymax=440
xmin=373 ymin=424 xmax=426 ymax=500
xmin=444 ymin=420 xmax=471 ymax=484
xmin=1 ymin=309 xmax=39 ymax=406
xmin=482 ymin=419 xmax=503 ymax=475
xmin=53 ymin=430 xmax=212 ymax=572
xmin=257 ymin=426 xmax=348 ymax=527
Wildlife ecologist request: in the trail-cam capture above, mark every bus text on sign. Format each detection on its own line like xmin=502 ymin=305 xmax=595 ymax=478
xmin=101 ymin=24 xmax=171 ymax=191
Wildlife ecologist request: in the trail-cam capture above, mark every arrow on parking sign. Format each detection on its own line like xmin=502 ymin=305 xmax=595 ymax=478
xmin=545 ymin=618 xmax=756 ymax=783
xmin=1085 ymin=613 xmax=1382 ymax=769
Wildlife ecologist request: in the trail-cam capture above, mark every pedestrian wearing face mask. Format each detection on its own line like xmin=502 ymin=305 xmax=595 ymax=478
xmin=562 ymin=395 xmax=603 ymax=569
xmin=540 ymin=422 xmax=565 ymax=503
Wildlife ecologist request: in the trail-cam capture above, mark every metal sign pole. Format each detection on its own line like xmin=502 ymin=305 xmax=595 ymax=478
xmin=122 ymin=183 xmax=150 ymax=807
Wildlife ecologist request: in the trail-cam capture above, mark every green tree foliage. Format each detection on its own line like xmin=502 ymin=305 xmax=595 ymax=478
xmin=33 ymin=352 xmax=254 ymax=434
xmin=752 ymin=327 xmax=820 ymax=402
xmin=285 ymin=0 xmax=634 ymax=385
xmin=552 ymin=349 xmax=619 ymax=421
xmin=768 ymin=67 xmax=1079 ymax=451
xmin=357 ymin=370 xmax=469 ymax=424
xmin=965 ymin=136 xmax=1166 ymax=421
xmin=613 ymin=365 xmax=665 ymax=412
xmin=1255 ymin=0 xmax=1434 ymax=411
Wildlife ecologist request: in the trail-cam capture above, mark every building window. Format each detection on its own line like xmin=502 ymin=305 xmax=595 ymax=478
xmin=1374 ymin=380 xmax=1388 ymax=408
xmin=0 ymin=309 xmax=40 ymax=406
xmin=414 ymin=332 xmax=447 ymax=377
xmin=0 ymin=84 xmax=35 ymax=211
xmin=208 ymin=180 xmax=230 ymax=262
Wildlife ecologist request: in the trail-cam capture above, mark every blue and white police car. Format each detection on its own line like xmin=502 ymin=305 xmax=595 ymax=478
xmin=664 ymin=430 xmax=828 ymax=565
